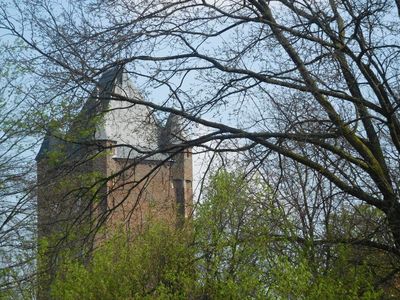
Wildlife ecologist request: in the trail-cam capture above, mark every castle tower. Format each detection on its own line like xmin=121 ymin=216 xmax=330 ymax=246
xmin=36 ymin=66 xmax=193 ymax=299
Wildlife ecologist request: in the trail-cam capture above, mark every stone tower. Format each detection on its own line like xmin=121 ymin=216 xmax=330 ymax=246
xmin=36 ymin=66 xmax=193 ymax=299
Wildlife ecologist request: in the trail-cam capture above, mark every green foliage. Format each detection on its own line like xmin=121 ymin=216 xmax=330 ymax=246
xmin=51 ymin=223 xmax=194 ymax=300
xmin=270 ymin=249 xmax=382 ymax=300
xmin=50 ymin=170 xmax=384 ymax=299
xmin=194 ymin=170 xmax=273 ymax=298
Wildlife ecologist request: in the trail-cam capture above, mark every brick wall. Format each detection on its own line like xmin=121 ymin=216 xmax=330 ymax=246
xmin=36 ymin=141 xmax=193 ymax=299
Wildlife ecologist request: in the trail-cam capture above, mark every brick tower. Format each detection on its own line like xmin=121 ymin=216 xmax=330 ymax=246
xmin=36 ymin=67 xmax=193 ymax=299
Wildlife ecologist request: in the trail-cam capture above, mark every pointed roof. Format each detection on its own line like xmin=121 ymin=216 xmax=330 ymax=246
xmin=159 ymin=113 xmax=186 ymax=148
xmin=35 ymin=131 xmax=61 ymax=161
xmin=36 ymin=66 xmax=187 ymax=162
xmin=90 ymin=66 xmax=162 ymax=158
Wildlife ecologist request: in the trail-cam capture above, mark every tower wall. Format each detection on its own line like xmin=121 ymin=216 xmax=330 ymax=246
xmin=171 ymin=148 xmax=193 ymax=222
xmin=37 ymin=142 xmax=193 ymax=299
xmin=36 ymin=67 xmax=193 ymax=299
xmin=102 ymin=147 xmax=193 ymax=233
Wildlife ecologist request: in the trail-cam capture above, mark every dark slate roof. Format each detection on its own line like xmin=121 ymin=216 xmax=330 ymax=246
xmin=35 ymin=133 xmax=53 ymax=161
xmin=159 ymin=113 xmax=186 ymax=148
xmin=81 ymin=65 xmax=124 ymax=118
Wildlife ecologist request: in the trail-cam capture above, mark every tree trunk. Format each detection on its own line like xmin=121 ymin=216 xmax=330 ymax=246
xmin=385 ymin=200 xmax=400 ymax=249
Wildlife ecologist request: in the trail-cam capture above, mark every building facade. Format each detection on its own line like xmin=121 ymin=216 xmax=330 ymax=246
xmin=36 ymin=67 xmax=193 ymax=299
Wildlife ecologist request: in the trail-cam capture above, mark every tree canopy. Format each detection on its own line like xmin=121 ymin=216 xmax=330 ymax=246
xmin=1 ymin=0 xmax=400 ymax=297
xmin=51 ymin=171 xmax=384 ymax=299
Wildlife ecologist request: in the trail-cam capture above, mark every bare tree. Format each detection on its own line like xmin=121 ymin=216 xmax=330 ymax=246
xmin=1 ymin=0 xmax=400 ymax=294
xmin=0 ymin=40 xmax=39 ymax=297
